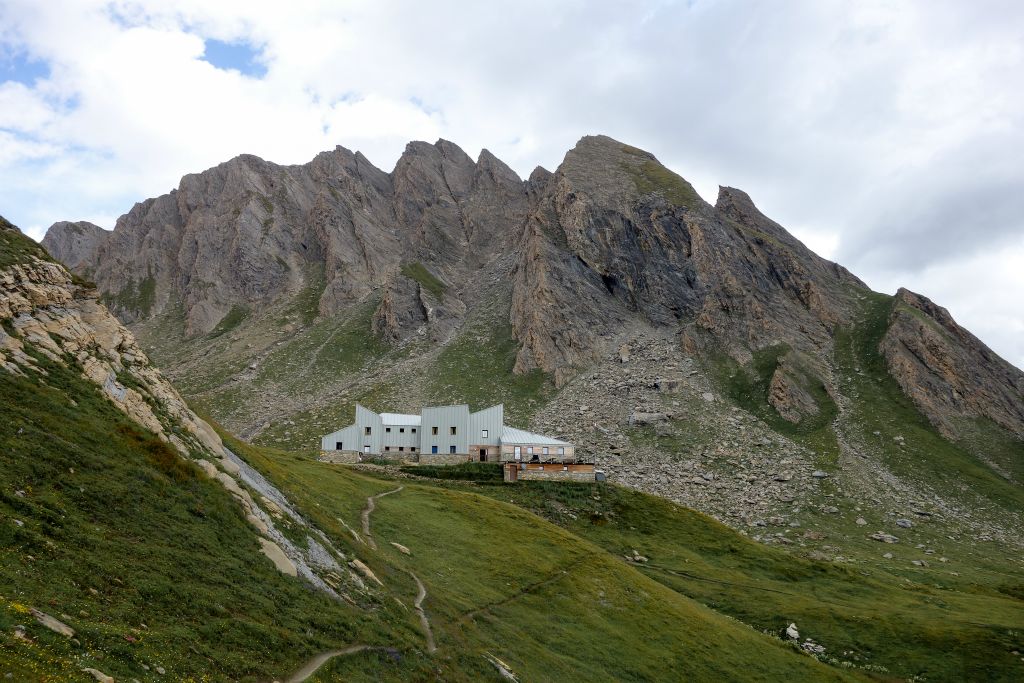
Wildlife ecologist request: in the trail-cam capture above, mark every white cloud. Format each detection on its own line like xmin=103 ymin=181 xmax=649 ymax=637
xmin=0 ymin=0 xmax=1021 ymax=367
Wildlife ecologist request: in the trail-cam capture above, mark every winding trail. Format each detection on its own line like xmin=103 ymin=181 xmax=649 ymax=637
xmin=285 ymin=644 xmax=373 ymax=682
xmin=359 ymin=485 xmax=436 ymax=653
xmin=410 ymin=571 xmax=437 ymax=653
xmin=360 ymin=486 xmax=404 ymax=549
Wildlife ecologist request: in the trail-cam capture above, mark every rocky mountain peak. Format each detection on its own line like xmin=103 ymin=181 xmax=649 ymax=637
xmin=40 ymin=220 xmax=108 ymax=274
xmin=475 ymin=148 xmax=522 ymax=187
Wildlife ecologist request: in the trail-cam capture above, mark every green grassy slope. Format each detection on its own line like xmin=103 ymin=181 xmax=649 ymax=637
xmin=472 ymin=479 xmax=1024 ymax=681
xmin=0 ymin=349 xmax=418 ymax=681
xmin=0 ymin=223 xmax=414 ymax=680
xmin=222 ymin=438 xmax=854 ymax=682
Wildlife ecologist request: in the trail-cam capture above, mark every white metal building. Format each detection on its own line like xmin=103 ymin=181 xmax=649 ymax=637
xmin=320 ymin=403 xmax=576 ymax=464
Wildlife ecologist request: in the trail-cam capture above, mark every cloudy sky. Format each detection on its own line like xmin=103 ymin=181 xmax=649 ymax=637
xmin=1 ymin=0 xmax=1022 ymax=366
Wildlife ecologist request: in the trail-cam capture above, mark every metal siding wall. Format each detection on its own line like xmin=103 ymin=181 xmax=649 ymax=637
xmin=468 ymin=404 xmax=503 ymax=446
xmin=355 ymin=404 xmax=384 ymax=453
xmin=421 ymin=405 xmax=469 ymax=454
xmin=321 ymin=423 xmax=361 ymax=450
xmin=380 ymin=422 xmax=421 ymax=453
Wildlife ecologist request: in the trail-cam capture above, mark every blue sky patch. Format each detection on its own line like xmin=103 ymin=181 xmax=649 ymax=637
xmin=1 ymin=47 xmax=49 ymax=86
xmin=201 ymin=39 xmax=267 ymax=78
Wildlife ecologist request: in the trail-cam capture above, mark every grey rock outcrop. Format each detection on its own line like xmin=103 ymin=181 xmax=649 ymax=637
xmin=41 ymin=221 xmax=107 ymax=275
xmin=880 ymin=287 xmax=1024 ymax=439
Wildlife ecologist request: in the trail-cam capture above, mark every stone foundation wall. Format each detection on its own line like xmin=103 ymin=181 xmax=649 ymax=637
xmin=416 ymin=453 xmax=473 ymax=465
xmin=518 ymin=468 xmax=595 ymax=483
xmin=319 ymin=451 xmax=360 ymax=464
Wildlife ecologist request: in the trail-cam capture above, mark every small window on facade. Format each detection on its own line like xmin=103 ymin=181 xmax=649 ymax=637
xmin=411 ymin=428 xmax=417 ymax=433
xmin=558 ymin=447 xmax=565 ymax=455
xmin=336 ymin=441 xmax=343 ymax=450
xmin=365 ymin=426 xmax=371 ymax=435
xmin=400 ymin=427 xmax=405 ymax=433
xmin=482 ymin=429 xmax=488 ymax=438
xmin=543 ymin=447 xmax=549 ymax=455
xmin=411 ymin=447 xmax=417 ymax=452
xmin=432 ymin=426 xmax=438 ymax=435
xmin=386 ymin=427 xmax=391 ymax=433
xmin=563 ymin=465 xmax=568 ymax=471
xmin=450 ymin=426 xmax=457 ymax=435
xmin=363 ymin=445 xmax=370 ymax=453
xmin=432 ymin=446 xmax=438 ymax=454
xmin=514 ymin=446 xmax=521 ymax=455
xmin=527 ymin=447 xmax=533 ymax=454
xmin=449 ymin=445 xmax=456 ymax=454
xmin=385 ymin=446 xmax=390 ymax=452
xmin=399 ymin=446 xmax=404 ymax=452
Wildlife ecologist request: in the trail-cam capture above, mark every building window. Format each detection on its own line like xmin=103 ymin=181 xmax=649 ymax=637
xmin=558 ymin=447 xmax=565 ymax=455
xmin=514 ymin=446 xmax=521 ymax=460
xmin=365 ymin=426 xmax=371 ymax=435
xmin=385 ymin=446 xmax=391 ymax=452
xmin=432 ymin=446 xmax=438 ymax=454
xmin=363 ymin=445 xmax=370 ymax=453
xmin=482 ymin=429 xmax=488 ymax=438
xmin=399 ymin=446 xmax=404 ymax=452
xmin=411 ymin=428 xmax=417 ymax=434
xmin=411 ymin=447 xmax=417 ymax=452
xmin=563 ymin=465 xmax=568 ymax=471
xmin=432 ymin=426 xmax=438 ymax=435
xmin=335 ymin=442 xmax=343 ymax=450
xmin=543 ymin=447 xmax=549 ymax=455
xmin=400 ymin=427 xmax=405 ymax=433
xmin=450 ymin=426 xmax=457 ymax=435
xmin=449 ymin=445 xmax=456 ymax=454
xmin=527 ymin=447 xmax=533 ymax=455
xmin=386 ymin=427 xmax=391 ymax=433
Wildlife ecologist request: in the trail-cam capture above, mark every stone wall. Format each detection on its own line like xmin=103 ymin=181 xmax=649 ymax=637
xmin=518 ymin=468 xmax=595 ymax=483
xmin=318 ymin=451 xmax=360 ymax=464
xmin=416 ymin=452 xmax=473 ymax=466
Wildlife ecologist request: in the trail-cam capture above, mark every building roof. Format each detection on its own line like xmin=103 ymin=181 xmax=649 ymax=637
xmin=501 ymin=426 xmax=570 ymax=446
xmin=380 ymin=412 xmax=421 ymax=426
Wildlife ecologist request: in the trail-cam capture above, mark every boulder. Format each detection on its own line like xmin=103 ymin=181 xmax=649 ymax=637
xmin=30 ymin=609 xmax=74 ymax=638
xmin=258 ymin=538 xmax=297 ymax=576
xmin=628 ymin=412 xmax=669 ymax=426
xmin=81 ymin=669 xmax=114 ymax=683
xmin=349 ymin=558 xmax=384 ymax=586
xmin=869 ymin=532 xmax=899 ymax=544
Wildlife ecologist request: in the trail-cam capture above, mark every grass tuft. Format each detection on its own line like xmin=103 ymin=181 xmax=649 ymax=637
xmin=400 ymin=262 xmax=447 ymax=300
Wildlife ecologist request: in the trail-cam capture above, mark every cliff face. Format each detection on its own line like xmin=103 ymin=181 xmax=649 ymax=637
xmin=44 ymin=141 xmax=529 ymax=337
xmin=880 ymin=288 xmax=1024 ymax=439
xmin=510 ymin=136 xmax=866 ymax=385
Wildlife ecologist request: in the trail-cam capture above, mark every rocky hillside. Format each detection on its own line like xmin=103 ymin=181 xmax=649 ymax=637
xmin=41 ymin=136 xmax=1024 ymax=550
